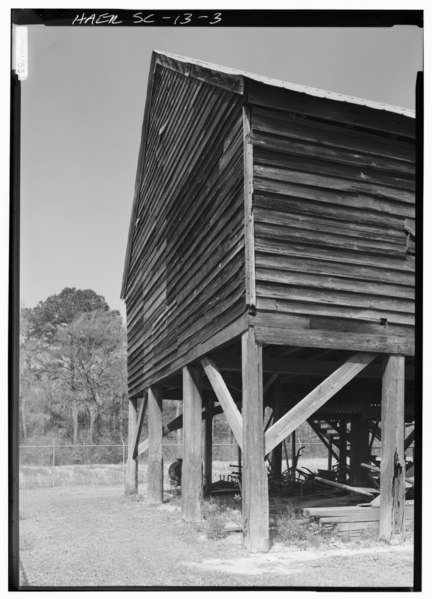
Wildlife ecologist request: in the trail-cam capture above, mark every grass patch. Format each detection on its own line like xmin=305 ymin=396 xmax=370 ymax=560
xmin=202 ymin=496 xmax=242 ymax=541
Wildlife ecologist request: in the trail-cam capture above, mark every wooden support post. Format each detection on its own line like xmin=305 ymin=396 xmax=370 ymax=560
xmin=270 ymin=380 xmax=283 ymax=477
xmin=204 ymin=395 xmax=213 ymax=488
xmin=182 ymin=365 xmax=203 ymax=522
xmin=242 ymin=329 xmax=269 ymax=552
xmin=339 ymin=420 xmax=347 ymax=483
xmin=350 ymin=418 xmax=370 ymax=486
xmin=125 ymin=398 xmax=138 ymax=495
xmin=148 ymin=387 xmax=163 ymax=505
xmin=380 ymin=355 xmax=405 ymax=540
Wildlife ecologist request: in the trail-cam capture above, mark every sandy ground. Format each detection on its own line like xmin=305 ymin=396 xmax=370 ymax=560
xmin=19 ymin=484 xmax=414 ymax=589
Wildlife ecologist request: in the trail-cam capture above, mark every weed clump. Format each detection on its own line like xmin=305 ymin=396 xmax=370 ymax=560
xmin=272 ymin=504 xmax=308 ymax=544
xmin=202 ymin=496 xmax=241 ymax=541
xmin=206 ymin=514 xmax=228 ymax=540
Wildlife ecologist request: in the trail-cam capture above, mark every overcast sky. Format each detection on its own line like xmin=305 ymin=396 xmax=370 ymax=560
xmin=20 ymin=23 xmax=423 ymax=319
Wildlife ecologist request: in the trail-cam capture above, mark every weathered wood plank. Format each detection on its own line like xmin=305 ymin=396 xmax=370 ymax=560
xmin=252 ymin=105 xmax=415 ymax=162
xmin=148 ymin=387 xmax=163 ymax=505
xmin=251 ymin=125 xmax=415 ymax=174
xmin=265 ymin=353 xmax=377 ymax=455
xmin=380 ymin=355 xmax=405 ymax=540
xmin=242 ymin=329 xmax=269 ymax=552
xmin=255 ymin=253 xmax=415 ymax=287
xmin=256 ymin=269 xmax=413 ymax=300
xmin=254 ymin=146 xmax=415 ymax=191
xmin=335 ymin=520 xmax=414 ymax=533
xmin=255 ymin=221 xmax=406 ymax=256
xmin=254 ymin=206 xmax=407 ymax=244
xmin=125 ymin=398 xmax=139 ymax=494
xmin=254 ymin=325 xmax=414 ymax=355
xmin=319 ymin=509 xmax=414 ymax=524
xmin=201 ymin=356 xmax=243 ymax=449
xmin=182 ymin=366 xmax=203 ymax=522
xmin=304 ymin=500 xmax=414 ymax=517
xmin=255 ymin=164 xmax=414 ymax=205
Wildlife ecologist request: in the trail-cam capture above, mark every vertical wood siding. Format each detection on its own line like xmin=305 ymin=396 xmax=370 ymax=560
xmin=125 ymin=66 xmax=245 ymax=395
xmin=249 ymin=93 xmax=416 ymax=337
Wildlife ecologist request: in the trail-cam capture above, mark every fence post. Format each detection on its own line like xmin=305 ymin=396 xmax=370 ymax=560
xmin=52 ymin=438 xmax=55 ymax=487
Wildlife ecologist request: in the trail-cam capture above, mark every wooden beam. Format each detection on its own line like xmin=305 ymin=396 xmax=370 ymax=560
xmin=212 ymin=353 xmax=414 ymax=381
xmin=148 ymin=387 xmax=163 ymax=505
xmin=137 ymin=438 xmax=149 ymax=457
xmin=314 ymin=476 xmax=376 ymax=498
xmin=380 ymin=355 xmax=405 ymax=540
xmin=201 ymin=356 xmax=243 ymax=449
xmin=254 ymin=325 xmax=414 ymax=356
xmin=404 ymin=428 xmax=415 ymax=450
xmin=204 ymin=395 xmax=213 ymax=487
xmin=270 ymin=380 xmax=284 ymax=477
xmin=265 ymin=353 xmax=377 ymax=455
xmin=242 ymin=329 xmax=269 ymax=552
xmin=132 ymin=394 xmax=148 ymax=459
xmin=125 ymin=398 xmax=139 ymax=494
xmin=182 ymin=366 xmax=203 ymax=522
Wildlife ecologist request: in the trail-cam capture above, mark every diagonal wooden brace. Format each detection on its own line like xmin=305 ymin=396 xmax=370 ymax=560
xmin=201 ymin=356 xmax=243 ymax=450
xmin=132 ymin=393 xmax=148 ymax=459
xmin=136 ymin=438 xmax=149 ymax=457
xmin=264 ymin=352 xmax=377 ymax=456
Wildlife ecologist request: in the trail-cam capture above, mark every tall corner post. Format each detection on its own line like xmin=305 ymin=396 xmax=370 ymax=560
xmin=148 ymin=386 xmax=163 ymax=505
xmin=125 ymin=397 xmax=138 ymax=495
xmin=182 ymin=365 xmax=203 ymax=522
xmin=242 ymin=329 xmax=269 ymax=552
xmin=380 ymin=355 xmax=406 ymax=540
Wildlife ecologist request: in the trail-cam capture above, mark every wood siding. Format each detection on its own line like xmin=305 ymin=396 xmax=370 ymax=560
xmin=125 ymin=64 xmax=245 ymax=396
xmin=248 ymin=85 xmax=415 ymax=350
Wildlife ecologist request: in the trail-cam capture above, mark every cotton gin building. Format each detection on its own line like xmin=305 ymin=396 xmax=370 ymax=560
xmin=121 ymin=51 xmax=416 ymax=552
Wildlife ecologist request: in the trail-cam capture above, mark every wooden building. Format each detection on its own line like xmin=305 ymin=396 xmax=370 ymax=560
xmin=121 ymin=51 xmax=416 ymax=551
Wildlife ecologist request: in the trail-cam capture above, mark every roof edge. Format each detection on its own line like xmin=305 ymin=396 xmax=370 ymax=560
xmin=153 ymin=50 xmax=415 ymax=119
xmin=121 ymin=51 xmax=158 ymax=300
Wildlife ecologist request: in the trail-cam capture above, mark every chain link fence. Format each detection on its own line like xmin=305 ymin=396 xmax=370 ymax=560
xmin=19 ymin=440 xmax=246 ymax=489
xmin=19 ymin=438 xmax=400 ymax=490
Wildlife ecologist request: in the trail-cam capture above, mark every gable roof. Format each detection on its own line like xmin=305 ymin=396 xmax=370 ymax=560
xmin=121 ymin=50 xmax=415 ymax=299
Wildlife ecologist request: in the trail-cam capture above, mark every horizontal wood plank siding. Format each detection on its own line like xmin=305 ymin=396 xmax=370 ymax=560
xmin=125 ymin=65 xmax=246 ymax=395
xmin=249 ymin=93 xmax=415 ymax=345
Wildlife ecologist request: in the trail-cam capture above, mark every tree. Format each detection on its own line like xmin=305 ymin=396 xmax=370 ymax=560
xmin=23 ymin=287 xmax=109 ymax=341
xmin=20 ymin=288 xmax=127 ymax=444
xmin=50 ymin=310 xmax=126 ymax=443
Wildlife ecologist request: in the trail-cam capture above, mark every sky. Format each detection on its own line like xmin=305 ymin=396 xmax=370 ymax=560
xmin=19 ymin=22 xmax=423 ymax=320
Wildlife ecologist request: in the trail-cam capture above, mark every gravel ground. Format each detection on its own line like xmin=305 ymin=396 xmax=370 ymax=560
xmin=19 ymin=484 xmax=414 ymax=589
